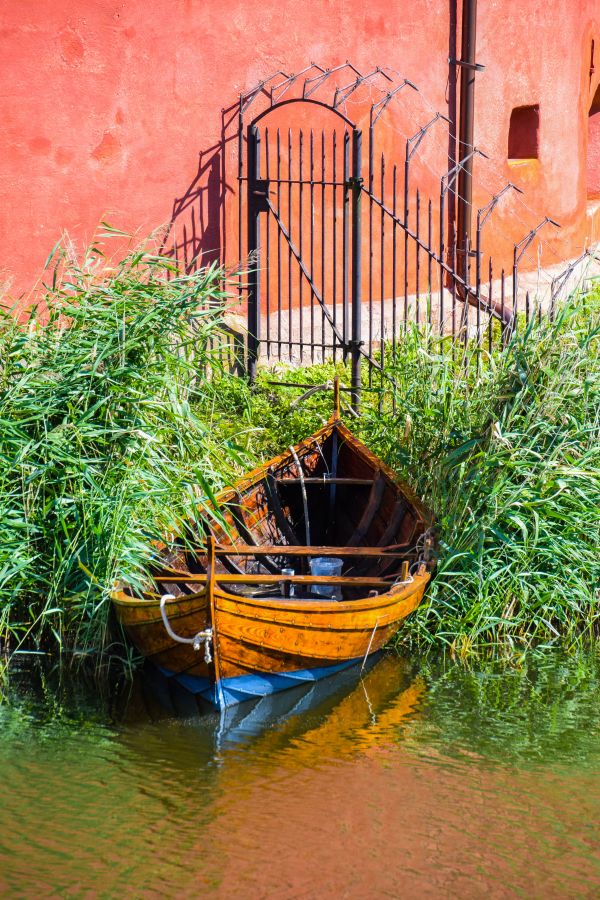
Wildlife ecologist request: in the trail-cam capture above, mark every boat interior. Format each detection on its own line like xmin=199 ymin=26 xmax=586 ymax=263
xmin=152 ymin=425 xmax=432 ymax=603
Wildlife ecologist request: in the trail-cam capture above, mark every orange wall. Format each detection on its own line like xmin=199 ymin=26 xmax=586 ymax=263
xmin=1 ymin=1 xmax=599 ymax=298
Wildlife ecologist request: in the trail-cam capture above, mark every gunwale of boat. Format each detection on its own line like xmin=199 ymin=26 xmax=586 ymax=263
xmin=112 ymin=568 xmax=429 ymax=614
xmin=113 ymin=411 xmax=435 ymax=611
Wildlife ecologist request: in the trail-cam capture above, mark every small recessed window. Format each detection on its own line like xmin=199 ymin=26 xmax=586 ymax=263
xmin=508 ymin=105 xmax=540 ymax=160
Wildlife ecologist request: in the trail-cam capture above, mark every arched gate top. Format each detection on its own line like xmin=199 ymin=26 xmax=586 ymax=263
xmin=250 ymin=96 xmax=356 ymax=130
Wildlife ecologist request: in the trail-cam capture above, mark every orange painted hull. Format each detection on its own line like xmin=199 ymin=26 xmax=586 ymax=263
xmin=113 ymin=570 xmax=429 ymax=677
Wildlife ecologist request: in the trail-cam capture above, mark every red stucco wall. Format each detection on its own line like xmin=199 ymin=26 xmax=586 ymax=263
xmin=1 ymin=1 xmax=599 ymax=297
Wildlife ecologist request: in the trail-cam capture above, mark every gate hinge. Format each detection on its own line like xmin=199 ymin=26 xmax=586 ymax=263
xmin=345 ymin=176 xmax=364 ymax=191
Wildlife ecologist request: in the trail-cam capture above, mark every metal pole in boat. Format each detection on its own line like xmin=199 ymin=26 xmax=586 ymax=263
xmin=332 ymin=375 xmax=341 ymax=419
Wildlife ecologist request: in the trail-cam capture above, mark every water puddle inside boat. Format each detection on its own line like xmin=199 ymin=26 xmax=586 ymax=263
xmin=1 ymin=648 xmax=599 ymax=898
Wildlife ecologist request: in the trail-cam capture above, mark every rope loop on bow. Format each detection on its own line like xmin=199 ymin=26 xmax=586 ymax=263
xmin=160 ymin=594 xmax=213 ymax=664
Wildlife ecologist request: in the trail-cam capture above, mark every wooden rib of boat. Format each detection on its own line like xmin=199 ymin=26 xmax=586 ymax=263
xmin=112 ymin=384 xmax=435 ymax=709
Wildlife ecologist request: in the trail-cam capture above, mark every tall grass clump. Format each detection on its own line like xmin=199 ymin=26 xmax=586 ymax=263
xmin=4 ymin=228 xmax=597 ymax=669
xmin=201 ymin=291 xmax=599 ymax=655
xmin=361 ymin=294 xmax=600 ymax=654
xmin=0 ymin=233 xmax=245 ymax=664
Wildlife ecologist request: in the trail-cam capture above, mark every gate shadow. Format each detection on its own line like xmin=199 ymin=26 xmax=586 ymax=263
xmin=161 ymin=101 xmax=239 ymax=273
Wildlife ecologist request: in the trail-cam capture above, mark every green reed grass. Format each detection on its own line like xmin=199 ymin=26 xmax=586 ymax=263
xmin=0 ymin=233 xmax=247 ymax=664
xmin=365 ymin=297 xmax=600 ymax=655
xmin=1 ymin=231 xmax=598 ymax=668
xmin=200 ymin=290 xmax=600 ymax=656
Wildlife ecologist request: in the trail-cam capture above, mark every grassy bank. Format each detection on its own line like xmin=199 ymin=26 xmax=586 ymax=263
xmin=1 ymin=237 xmax=598 ymax=668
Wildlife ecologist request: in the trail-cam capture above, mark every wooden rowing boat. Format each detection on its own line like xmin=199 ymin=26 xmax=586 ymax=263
xmin=112 ymin=384 xmax=435 ymax=709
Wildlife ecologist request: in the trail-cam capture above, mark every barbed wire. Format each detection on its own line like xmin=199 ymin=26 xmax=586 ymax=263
xmin=217 ymin=65 xmax=598 ymax=307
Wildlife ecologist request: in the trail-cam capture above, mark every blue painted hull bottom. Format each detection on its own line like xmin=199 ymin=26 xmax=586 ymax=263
xmin=158 ymin=658 xmax=363 ymax=709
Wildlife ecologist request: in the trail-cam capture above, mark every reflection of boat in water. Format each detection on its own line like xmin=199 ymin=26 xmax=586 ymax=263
xmin=113 ymin=382 xmax=435 ymax=710
xmin=131 ymin=651 xmax=425 ymax=756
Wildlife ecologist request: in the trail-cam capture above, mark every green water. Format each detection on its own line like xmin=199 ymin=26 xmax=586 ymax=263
xmin=1 ymin=649 xmax=599 ymax=898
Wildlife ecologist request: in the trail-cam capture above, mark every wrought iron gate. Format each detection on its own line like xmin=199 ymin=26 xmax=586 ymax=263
xmin=246 ymin=106 xmax=364 ymax=406
xmin=235 ymin=64 xmax=586 ymax=406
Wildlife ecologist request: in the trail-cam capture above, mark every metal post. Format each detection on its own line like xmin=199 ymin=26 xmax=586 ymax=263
xmin=456 ymin=0 xmax=478 ymax=286
xmin=342 ymin=130 xmax=350 ymax=359
xmin=247 ymin=124 xmax=261 ymax=382
xmin=350 ymin=128 xmax=363 ymax=411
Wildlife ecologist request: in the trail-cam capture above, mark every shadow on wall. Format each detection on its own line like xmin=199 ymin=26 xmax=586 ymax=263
xmin=161 ymin=102 xmax=238 ymax=273
xmin=162 ymin=6 xmax=461 ymax=281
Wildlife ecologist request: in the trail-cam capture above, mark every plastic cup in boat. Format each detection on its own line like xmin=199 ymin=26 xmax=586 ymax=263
xmin=309 ymin=557 xmax=343 ymax=600
xmin=281 ymin=568 xmax=295 ymax=598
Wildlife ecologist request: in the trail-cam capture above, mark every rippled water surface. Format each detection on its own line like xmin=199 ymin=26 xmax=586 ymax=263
xmin=1 ymin=649 xmax=599 ymax=898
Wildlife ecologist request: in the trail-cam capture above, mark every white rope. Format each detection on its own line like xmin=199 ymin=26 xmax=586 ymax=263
xmin=361 ymin=618 xmax=380 ymax=672
xmin=160 ymin=594 xmax=213 ymax=663
xmin=392 ymin=573 xmax=414 ymax=588
xmin=289 ymin=380 xmax=333 ymax=409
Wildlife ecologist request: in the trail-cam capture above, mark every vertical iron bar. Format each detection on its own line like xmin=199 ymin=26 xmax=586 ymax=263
xmin=456 ymin=0 xmax=478 ymax=291
xmin=439 ymin=186 xmax=445 ymax=335
xmin=428 ymin=199 xmax=433 ymax=328
xmin=321 ymin=130 xmax=326 ymax=362
xmin=392 ymin=165 xmax=398 ymax=364
xmin=287 ymin=128 xmax=293 ymax=359
xmin=512 ymin=246 xmax=518 ymax=334
xmin=404 ymin=141 xmax=410 ymax=328
xmin=350 ymin=128 xmax=363 ymax=411
xmin=343 ymin=130 xmax=350 ymax=361
xmin=298 ymin=129 xmax=304 ymax=363
xmin=380 ymin=152 xmax=385 ymax=372
xmin=466 ymin=236 xmax=472 ymax=348
xmin=247 ymin=123 xmax=261 ymax=382
xmin=416 ymin=188 xmax=421 ymax=326
xmin=488 ymin=257 xmax=493 ymax=353
xmin=238 ymin=97 xmax=244 ymax=318
xmin=310 ymin=129 xmax=315 ymax=362
xmin=501 ymin=267 xmax=506 ymax=347
xmin=451 ymin=231 xmax=457 ymax=341
xmin=265 ymin=128 xmax=271 ymax=358
xmin=277 ymin=129 xmax=282 ymax=359
xmin=475 ymin=220 xmax=481 ymax=351
xmin=333 ymin=131 xmax=338 ymax=360
xmin=369 ymin=121 xmax=374 ymax=377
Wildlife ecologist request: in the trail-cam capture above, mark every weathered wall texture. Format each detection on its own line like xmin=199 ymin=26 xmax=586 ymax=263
xmin=0 ymin=1 xmax=599 ymax=296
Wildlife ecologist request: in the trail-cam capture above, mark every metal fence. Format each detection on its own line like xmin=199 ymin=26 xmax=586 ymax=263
xmin=186 ymin=63 xmax=596 ymax=405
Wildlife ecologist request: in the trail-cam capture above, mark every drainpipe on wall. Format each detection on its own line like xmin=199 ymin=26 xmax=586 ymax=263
xmin=453 ymin=0 xmax=516 ymax=328
xmin=456 ymin=0 xmax=478 ymax=286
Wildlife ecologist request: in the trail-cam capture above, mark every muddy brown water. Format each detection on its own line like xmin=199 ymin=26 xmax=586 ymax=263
xmin=1 ymin=649 xmax=599 ymax=898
